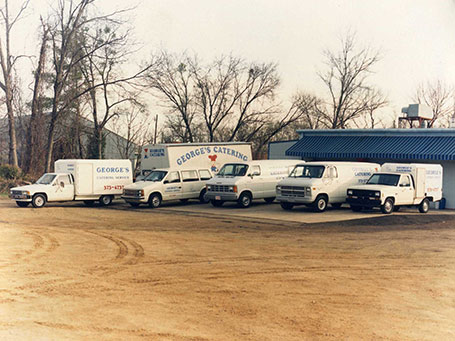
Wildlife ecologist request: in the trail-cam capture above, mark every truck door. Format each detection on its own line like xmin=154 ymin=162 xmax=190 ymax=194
xmin=163 ymin=171 xmax=182 ymax=200
xmin=49 ymin=174 xmax=74 ymax=201
xmin=396 ymin=174 xmax=414 ymax=205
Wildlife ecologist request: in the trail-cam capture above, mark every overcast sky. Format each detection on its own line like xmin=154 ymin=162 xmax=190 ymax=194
xmin=14 ymin=0 xmax=455 ymax=124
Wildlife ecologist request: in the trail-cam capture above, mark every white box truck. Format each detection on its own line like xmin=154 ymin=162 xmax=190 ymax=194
xmin=276 ymin=161 xmax=380 ymax=212
xmin=138 ymin=142 xmax=252 ymax=179
xmin=10 ymin=159 xmax=132 ymax=208
xmin=204 ymin=159 xmax=300 ymax=208
xmin=346 ymin=163 xmax=443 ymax=214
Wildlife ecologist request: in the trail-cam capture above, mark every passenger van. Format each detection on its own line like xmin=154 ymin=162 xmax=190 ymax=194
xmin=276 ymin=161 xmax=380 ymax=212
xmin=204 ymin=160 xmax=300 ymax=208
xmin=122 ymin=168 xmax=212 ymax=208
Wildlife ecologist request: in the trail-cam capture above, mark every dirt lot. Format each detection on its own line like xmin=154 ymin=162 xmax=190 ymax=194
xmin=0 ymin=199 xmax=455 ymax=340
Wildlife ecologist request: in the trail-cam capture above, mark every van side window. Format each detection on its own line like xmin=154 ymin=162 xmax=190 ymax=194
xmin=400 ymin=175 xmax=410 ymax=187
xmin=199 ymin=169 xmax=212 ymax=181
xmin=166 ymin=171 xmax=181 ymax=183
xmin=182 ymin=170 xmax=198 ymax=182
xmin=57 ymin=175 xmax=71 ymax=186
xmin=250 ymin=165 xmax=261 ymax=176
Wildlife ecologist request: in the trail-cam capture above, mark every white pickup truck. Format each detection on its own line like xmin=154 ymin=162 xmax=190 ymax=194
xmin=10 ymin=159 xmax=132 ymax=208
xmin=346 ymin=163 xmax=443 ymax=214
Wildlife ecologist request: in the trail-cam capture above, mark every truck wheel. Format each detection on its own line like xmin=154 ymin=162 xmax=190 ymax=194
xmin=237 ymin=192 xmax=252 ymax=208
xmin=211 ymin=200 xmax=224 ymax=207
xmin=313 ymin=195 xmax=328 ymax=212
xmin=99 ymin=195 xmax=113 ymax=206
xmin=83 ymin=200 xmax=95 ymax=207
xmin=419 ymin=198 xmax=430 ymax=213
xmin=264 ymin=197 xmax=275 ymax=204
xmin=351 ymin=205 xmax=363 ymax=212
xmin=32 ymin=194 xmax=46 ymax=208
xmin=16 ymin=201 xmax=29 ymax=207
xmin=199 ymin=189 xmax=209 ymax=204
xmin=148 ymin=193 xmax=161 ymax=208
xmin=381 ymin=198 xmax=394 ymax=214
xmin=280 ymin=202 xmax=294 ymax=211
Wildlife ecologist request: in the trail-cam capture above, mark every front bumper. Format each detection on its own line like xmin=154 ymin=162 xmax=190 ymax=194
xmin=10 ymin=193 xmax=32 ymax=201
xmin=205 ymin=192 xmax=239 ymax=202
xmin=276 ymin=194 xmax=315 ymax=204
xmin=346 ymin=196 xmax=381 ymax=207
xmin=121 ymin=195 xmax=146 ymax=204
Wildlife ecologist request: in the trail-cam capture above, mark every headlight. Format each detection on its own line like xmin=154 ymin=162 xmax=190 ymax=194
xmin=22 ymin=190 xmax=30 ymax=195
xmin=206 ymin=185 xmax=212 ymax=191
xmin=374 ymin=191 xmax=380 ymax=197
xmin=306 ymin=187 xmax=311 ymax=195
xmin=347 ymin=190 xmax=353 ymax=195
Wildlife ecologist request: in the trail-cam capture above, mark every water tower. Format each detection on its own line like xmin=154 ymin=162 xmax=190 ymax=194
xmin=399 ymin=104 xmax=433 ymax=128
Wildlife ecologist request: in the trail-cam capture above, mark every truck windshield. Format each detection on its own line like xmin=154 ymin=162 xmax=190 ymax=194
xmin=217 ymin=164 xmax=248 ymax=177
xmin=144 ymin=170 xmax=167 ymax=182
xmin=289 ymin=165 xmax=325 ymax=178
xmin=367 ymin=174 xmax=400 ymax=186
xmin=36 ymin=174 xmax=56 ymax=185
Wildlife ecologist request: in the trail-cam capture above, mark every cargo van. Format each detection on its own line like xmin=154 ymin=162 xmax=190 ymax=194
xmin=138 ymin=142 xmax=252 ymax=179
xmin=122 ymin=167 xmax=213 ymax=208
xmin=204 ymin=160 xmax=300 ymax=208
xmin=346 ymin=163 xmax=443 ymax=214
xmin=276 ymin=161 xmax=380 ymax=212
xmin=9 ymin=159 xmax=133 ymax=208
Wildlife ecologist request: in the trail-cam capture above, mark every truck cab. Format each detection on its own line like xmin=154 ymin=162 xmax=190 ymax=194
xmin=10 ymin=173 xmax=75 ymax=208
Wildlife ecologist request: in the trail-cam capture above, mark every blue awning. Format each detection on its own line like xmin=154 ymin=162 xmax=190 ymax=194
xmin=286 ymin=135 xmax=455 ymax=161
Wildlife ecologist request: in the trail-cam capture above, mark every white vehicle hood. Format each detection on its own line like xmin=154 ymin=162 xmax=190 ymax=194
xmin=278 ymin=177 xmax=322 ymax=187
xmin=348 ymin=184 xmax=396 ymax=191
xmin=125 ymin=181 xmax=161 ymax=190
xmin=206 ymin=176 xmax=240 ymax=186
xmin=11 ymin=184 xmax=51 ymax=193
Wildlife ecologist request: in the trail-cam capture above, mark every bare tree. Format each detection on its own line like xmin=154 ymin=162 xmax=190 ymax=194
xmin=0 ymin=0 xmax=30 ymax=168
xmin=413 ymin=80 xmax=454 ymax=127
xmin=317 ymin=33 xmax=387 ymax=129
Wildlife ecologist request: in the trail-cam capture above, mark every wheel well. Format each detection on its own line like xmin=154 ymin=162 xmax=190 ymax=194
xmin=426 ymin=197 xmax=433 ymax=202
xmin=316 ymin=193 xmax=328 ymax=201
xmin=385 ymin=196 xmax=395 ymax=203
xmin=240 ymin=190 xmax=253 ymax=199
xmin=149 ymin=192 xmax=162 ymax=201
xmin=34 ymin=192 xmax=47 ymax=201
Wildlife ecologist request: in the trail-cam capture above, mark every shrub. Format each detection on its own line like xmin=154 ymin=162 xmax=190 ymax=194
xmin=0 ymin=164 xmax=20 ymax=180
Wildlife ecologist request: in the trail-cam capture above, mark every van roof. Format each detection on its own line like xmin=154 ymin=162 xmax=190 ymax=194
xmin=301 ymin=161 xmax=379 ymax=166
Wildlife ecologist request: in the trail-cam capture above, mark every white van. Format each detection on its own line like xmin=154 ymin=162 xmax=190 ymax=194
xmin=204 ymin=160 xmax=300 ymax=208
xmin=347 ymin=163 xmax=443 ymax=214
xmin=276 ymin=161 xmax=380 ymax=212
xmin=122 ymin=168 xmax=213 ymax=208
xmin=10 ymin=159 xmax=133 ymax=208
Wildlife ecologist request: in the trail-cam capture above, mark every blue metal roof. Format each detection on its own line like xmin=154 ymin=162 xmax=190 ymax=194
xmin=286 ymin=129 xmax=455 ymax=161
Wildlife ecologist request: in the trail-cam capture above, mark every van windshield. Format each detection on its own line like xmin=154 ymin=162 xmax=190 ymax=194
xmin=289 ymin=165 xmax=325 ymax=178
xmin=36 ymin=174 xmax=56 ymax=185
xmin=366 ymin=174 xmax=400 ymax=186
xmin=217 ymin=164 xmax=248 ymax=177
xmin=144 ymin=170 xmax=167 ymax=182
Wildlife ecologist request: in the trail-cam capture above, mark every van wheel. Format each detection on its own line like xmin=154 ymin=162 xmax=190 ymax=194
xmin=211 ymin=200 xmax=224 ymax=207
xmin=199 ymin=189 xmax=209 ymax=204
xmin=351 ymin=205 xmax=363 ymax=212
xmin=237 ymin=192 xmax=252 ymax=208
xmin=313 ymin=195 xmax=328 ymax=212
xmin=331 ymin=203 xmax=342 ymax=209
xmin=264 ymin=197 xmax=275 ymax=204
xmin=16 ymin=201 xmax=29 ymax=207
xmin=280 ymin=202 xmax=294 ymax=211
xmin=148 ymin=193 xmax=162 ymax=208
xmin=381 ymin=198 xmax=394 ymax=214
xmin=32 ymin=194 xmax=46 ymax=208
xmin=99 ymin=195 xmax=113 ymax=206
xmin=419 ymin=198 xmax=430 ymax=213
xmin=84 ymin=200 xmax=95 ymax=207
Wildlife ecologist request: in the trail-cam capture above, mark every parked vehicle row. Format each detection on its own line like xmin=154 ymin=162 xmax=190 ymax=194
xmin=9 ymin=157 xmax=443 ymax=215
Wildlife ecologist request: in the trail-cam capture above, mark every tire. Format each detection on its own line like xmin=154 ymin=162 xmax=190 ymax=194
xmin=32 ymin=194 xmax=46 ymax=208
xmin=180 ymin=199 xmax=189 ymax=204
xmin=129 ymin=202 xmax=140 ymax=208
xmin=264 ymin=197 xmax=275 ymax=204
xmin=211 ymin=200 xmax=224 ymax=207
xmin=313 ymin=195 xmax=328 ymax=212
xmin=237 ymin=192 xmax=252 ymax=208
xmin=148 ymin=193 xmax=162 ymax=208
xmin=99 ymin=195 xmax=113 ymax=206
xmin=16 ymin=201 xmax=29 ymax=207
xmin=199 ymin=189 xmax=209 ymax=204
xmin=280 ymin=202 xmax=294 ymax=211
xmin=419 ymin=198 xmax=430 ymax=213
xmin=331 ymin=203 xmax=342 ymax=209
xmin=381 ymin=198 xmax=394 ymax=214
xmin=83 ymin=200 xmax=95 ymax=207
xmin=351 ymin=205 xmax=363 ymax=212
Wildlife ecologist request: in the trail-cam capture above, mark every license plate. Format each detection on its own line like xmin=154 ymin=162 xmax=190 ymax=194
xmin=215 ymin=195 xmax=221 ymax=200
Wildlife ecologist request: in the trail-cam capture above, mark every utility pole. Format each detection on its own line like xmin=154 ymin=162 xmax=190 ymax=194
xmin=153 ymin=114 xmax=158 ymax=144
